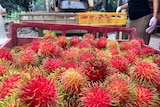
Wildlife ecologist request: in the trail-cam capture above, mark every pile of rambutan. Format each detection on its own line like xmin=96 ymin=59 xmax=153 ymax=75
xmin=0 ymin=33 xmax=160 ymax=107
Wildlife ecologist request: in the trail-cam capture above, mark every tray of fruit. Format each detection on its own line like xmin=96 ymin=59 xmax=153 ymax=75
xmin=0 ymin=22 xmax=160 ymax=106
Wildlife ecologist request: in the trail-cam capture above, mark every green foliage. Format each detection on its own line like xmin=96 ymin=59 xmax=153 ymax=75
xmin=0 ymin=0 xmax=39 ymax=14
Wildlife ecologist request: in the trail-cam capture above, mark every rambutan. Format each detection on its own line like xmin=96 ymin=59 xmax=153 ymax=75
xmin=61 ymin=61 xmax=78 ymax=69
xmin=17 ymin=50 xmax=39 ymax=67
xmin=127 ymin=48 xmax=141 ymax=56
xmin=129 ymin=39 xmax=142 ymax=49
xmin=105 ymin=74 xmax=136 ymax=106
xmin=131 ymin=61 xmax=160 ymax=85
xmin=109 ymin=55 xmax=129 ymax=73
xmin=109 ymin=48 xmax=120 ymax=55
xmin=70 ymin=36 xmax=81 ymax=47
xmin=82 ymin=56 xmax=108 ymax=81
xmin=80 ymin=85 xmax=112 ymax=107
xmin=0 ymin=48 xmax=13 ymax=62
xmin=119 ymin=42 xmax=130 ymax=51
xmin=38 ymin=42 xmax=62 ymax=58
xmin=19 ymin=75 xmax=58 ymax=107
xmin=83 ymin=33 xmax=94 ymax=40
xmin=134 ymin=85 xmax=159 ymax=107
xmin=56 ymin=36 xmax=68 ymax=48
xmin=106 ymin=40 xmax=119 ymax=49
xmin=43 ymin=31 xmax=56 ymax=42
xmin=60 ymin=68 xmax=85 ymax=94
xmin=62 ymin=47 xmax=80 ymax=61
xmin=140 ymin=46 xmax=154 ymax=57
xmin=79 ymin=41 xmax=93 ymax=49
xmin=43 ymin=59 xmax=60 ymax=73
xmin=0 ymin=74 xmax=21 ymax=99
xmin=96 ymin=37 xmax=107 ymax=49
xmin=78 ymin=50 xmax=96 ymax=63
xmin=124 ymin=51 xmax=138 ymax=65
xmin=26 ymin=39 xmax=40 ymax=53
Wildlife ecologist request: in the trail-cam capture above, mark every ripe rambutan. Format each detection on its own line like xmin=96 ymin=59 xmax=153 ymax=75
xmin=78 ymin=51 xmax=96 ymax=62
xmin=96 ymin=37 xmax=107 ymax=49
xmin=83 ymin=33 xmax=94 ymax=40
xmin=43 ymin=59 xmax=60 ymax=73
xmin=70 ymin=36 xmax=81 ymax=47
xmin=82 ymin=56 xmax=108 ymax=81
xmin=19 ymin=75 xmax=58 ymax=107
xmin=56 ymin=36 xmax=68 ymax=48
xmin=109 ymin=55 xmax=129 ymax=73
xmin=131 ymin=61 xmax=160 ymax=85
xmin=119 ymin=42 xmax=130 ymax=51
xmin=17 ymin=50 xmax=39 ymax=67
xmin=124 ymin=51 xmax=138 ymax=65
xmin=26 ymin=39 xmax=40 ymax=53
xmin=0 ymin=74 xmax=21 ymax=99
xmin=140 ymin=46 xmax=154 ymax=57
xmin=60 ymin=68 xmax=85 ymax=94
xmin=127 ymin=48 xmax=141 ymax=56
xmin=109 ymin=48 xmax=120 ymax=55
xmin=62 ymin=47 xmax=80 ymax=61
xmin=80 ymin=85 xmax=112 ymax=107
xmin=134 ymin=85 xmax=159 ymax=107
xmin=0 ymin=48 xmax=13 ymax=62
xmin=129 ymin=39 xmax=142 ymax=49
xmin=105 ymin=74 xmax=136 ymax=106
xmin=38 ymin=42 xmax=62 ymax=58
xmin=79 ymin=41 xmax=93 ymax=48
xmin=43 ymin=31 xmax=56 ymax=41
xmin=61 ymin=61 xmax=78 ymax=69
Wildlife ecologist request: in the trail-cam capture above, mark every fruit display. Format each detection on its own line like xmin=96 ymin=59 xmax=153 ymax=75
xmin=0 ymin=32 xmax=160 ymax=107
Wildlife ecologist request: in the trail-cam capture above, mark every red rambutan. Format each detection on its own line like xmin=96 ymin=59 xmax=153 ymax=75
xmin=80 ymin=85 xmax=112 ymax=107
xmin=82 ymin=56 xmax=108 ymax=81
xmin=0 ymin=48 xmax=13 ymax=62
xmin=0 ymin=74 xmax=21 ymax=99
xmin=43 ymin=59 xmax=60 ymax=73
xmin=109 ymin=55 xmax=129 ymax=73
xmin=78 ymin=51 xmax=96 ymax=62
xmin=131 ymin=61 xmax=160 ymax=85
xmin=70 ymin=36 xmax=81 ymax=47
xmin=38 ymin=42 xmax=62 ymax=58
xmin=19 ymin=75 xmax=58 ymax=107
xmin=96 ymin=37 xmax=107 ymax=49
xmin=105 ymin=74 xmax=136 ymax=106
xmin=134 ymin=85 xmax=159 ymax=107
xmin=129 ymin=39 xmax=142 ymax=49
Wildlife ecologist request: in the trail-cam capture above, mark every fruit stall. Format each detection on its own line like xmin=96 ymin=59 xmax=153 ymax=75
xmin=0 ymin=21 xmax=160 ymax=106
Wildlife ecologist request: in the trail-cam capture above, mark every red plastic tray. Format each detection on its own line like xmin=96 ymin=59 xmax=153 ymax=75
xmin=1 ymin=21 xmax=160 ymax=54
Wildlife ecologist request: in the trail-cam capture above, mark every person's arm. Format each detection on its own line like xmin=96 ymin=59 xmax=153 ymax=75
xmin=152 ymin=0 xmax=159 ymax=18
xmin=120 ymin=3 xmax=128 ymax=10
xmin=116 ymin=3 xmax=128 ymax=12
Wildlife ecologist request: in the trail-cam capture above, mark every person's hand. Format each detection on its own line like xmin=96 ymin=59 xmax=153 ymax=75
xmin=146 ymin=17 xmax=158 ymax=34
xmin=116 ymin=6 xmax=122 ymax=12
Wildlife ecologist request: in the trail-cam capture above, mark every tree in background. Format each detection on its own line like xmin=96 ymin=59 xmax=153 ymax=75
xmin=0 ymin=0 xmax=39 ymax=14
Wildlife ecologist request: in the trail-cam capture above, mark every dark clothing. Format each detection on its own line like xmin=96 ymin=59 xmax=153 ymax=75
xmin=128 ymin=0 xmax=151 ymax=20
